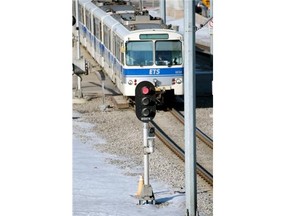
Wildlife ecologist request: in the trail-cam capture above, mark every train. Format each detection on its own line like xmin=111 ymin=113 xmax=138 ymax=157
xmin=73 ymin=0 xmax=184 ymax=102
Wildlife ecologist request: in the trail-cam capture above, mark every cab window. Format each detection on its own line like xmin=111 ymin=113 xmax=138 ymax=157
xmin=155 ymin=41 xmax=182 ymax=66
xmin=126 ymin=41 xmax=153 ymax=66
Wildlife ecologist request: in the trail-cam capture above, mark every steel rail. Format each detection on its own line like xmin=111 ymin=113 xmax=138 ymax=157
xmin=171 ymin=108 xmax=213 ymax=149
xmin=149 ymin=120 xmax=213 ymax=186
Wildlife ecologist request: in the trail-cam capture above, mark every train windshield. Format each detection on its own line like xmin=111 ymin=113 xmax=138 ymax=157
xmin=155 ymin=41 xmax=182 ymax=66
xmin=125 ymin=40 xmax=182 ymax=66
xmin=126 ymin=41 xmax=153 ymax=66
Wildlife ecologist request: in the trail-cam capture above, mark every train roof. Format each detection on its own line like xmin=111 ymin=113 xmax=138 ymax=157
xmin=94 ymin=0 xmax=170 ymax=31
xmin=102 ymin=15 xmax=120 ymax=29
xmin=92 ymin=7 xmax=108 ymax=20
xmin=85 ymin=1 xmax=99 ymax=12
xmin=79 ymin=0 xmax=91 ymax=6
xmin=113 ymin=24 xmax=131 ymax=39
xmin=100 ymin=4 xmax=135 ymax=14
xmin=78 ymin=0 xmax=181 ymax=36
xmin=109 ymin=12 xmax=168 ymax=31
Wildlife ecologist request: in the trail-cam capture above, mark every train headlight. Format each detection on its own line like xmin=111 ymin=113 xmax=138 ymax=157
xmin=176 ymin=78 xmax=182 ymax=84
xmin=128 ymin=80 xmax=133 ymax=85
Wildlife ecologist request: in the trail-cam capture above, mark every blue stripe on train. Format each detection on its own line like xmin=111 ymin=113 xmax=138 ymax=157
xmin=122 ymin=68 xmax=183 ymax=76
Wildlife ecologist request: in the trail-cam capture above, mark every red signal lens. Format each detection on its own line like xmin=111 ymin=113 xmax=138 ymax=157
xmin=141 ymin=86 xmax=150 ymax=95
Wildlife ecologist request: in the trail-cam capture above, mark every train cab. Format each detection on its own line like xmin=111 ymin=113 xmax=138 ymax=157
xmin=121 ymin=31 xmax=184 ymax=96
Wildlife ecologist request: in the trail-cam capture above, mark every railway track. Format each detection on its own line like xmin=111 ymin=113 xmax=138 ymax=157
xmin=149 ymin=120 xmax=213 ymax=186
xmin=128 ymin=97 xmax=213 ymax=186
xmin=170 ymin=108 xmax=213 ymax=149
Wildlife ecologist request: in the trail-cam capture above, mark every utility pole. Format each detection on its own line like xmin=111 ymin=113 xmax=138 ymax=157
xmin=184 ymin=0 xmax=197 ymax=215
xmin=75 ymin=0 xmax=81 ymax=60
xmin=74 ymin=0 xmax=83 ymax=98
xmin=139 ymin=0 xmax=143 ymax=11
xmin=160 ymin=0 xmax=166 ymax=24
xmin=209 ymin=0 xmax=213 ymax=55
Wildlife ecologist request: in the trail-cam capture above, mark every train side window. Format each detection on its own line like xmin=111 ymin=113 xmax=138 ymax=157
xmin=114 ymin=35 xmax=121 ymax=61
xmin=86 ymin=11 xmax=91 ymax=31
xmin=81 ymin=6 xmax=85 ymax=24
xmin=103 ymin=25 xmax=111 ymax=50
xmin=99 ymin=22 xmax=102 ymax=42
xmin=93 ymin=17 xmax=97 ymax=36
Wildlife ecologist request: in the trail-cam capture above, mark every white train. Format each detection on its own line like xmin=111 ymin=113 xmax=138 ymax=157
xmin=73 ymin=0 xmax=184 ymax=99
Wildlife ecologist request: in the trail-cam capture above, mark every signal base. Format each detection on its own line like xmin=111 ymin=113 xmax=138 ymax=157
xmin=138 ymin=184 xmax=155 ymax=205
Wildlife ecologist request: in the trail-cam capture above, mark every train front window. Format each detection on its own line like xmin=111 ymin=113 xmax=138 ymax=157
xmin=126 ymin=41 xmax=153 ymax=66
xmin=155 ymin=41 xmax=182 ymax=66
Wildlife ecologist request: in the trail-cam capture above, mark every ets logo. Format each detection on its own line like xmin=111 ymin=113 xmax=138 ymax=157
xmin=149 ymin=68 xmax=160 ymax=75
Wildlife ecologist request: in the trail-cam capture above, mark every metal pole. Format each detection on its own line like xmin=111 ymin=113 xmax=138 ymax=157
xmin=160 ymin=0 xmax=166 ymax=24
xmin=75 ymin=0 xmax=83 ymax=98
xmin=101 ymin=81 xmax=105 ymax=105
xmin=139 ymin=0 xmax=143 ymax=12
xmin=209 ymin=0 xmax=213 ymax=55
xmin=75 ymin=0 xmax=81 ymax=60
xmin=184 ymin=0 xmax=197 ymax=215
xmin=143 ymin=122 xmax=149 ymax=185
xmin=138 ymin=122 xmax=155 ymax=204
xmin=209 ymin=0 xmax=213 ymax=20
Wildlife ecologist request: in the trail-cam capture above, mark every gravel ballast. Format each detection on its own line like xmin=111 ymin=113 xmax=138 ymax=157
xmin=73 ymin=96 xmax=213 ymax=215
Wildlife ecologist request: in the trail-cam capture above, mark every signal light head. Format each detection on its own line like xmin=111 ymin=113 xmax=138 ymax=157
xmin=141 ymin=86 xmax=150 ymax=95
xmin=135 ymin=81 xmax=156 ymax=123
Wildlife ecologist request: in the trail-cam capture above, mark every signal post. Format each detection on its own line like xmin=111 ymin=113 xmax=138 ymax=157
xmin=135 ymin=81 xmax=157 ymax=205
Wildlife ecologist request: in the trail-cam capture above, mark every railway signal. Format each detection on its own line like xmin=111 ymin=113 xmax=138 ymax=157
xmin=135 ymin=81 xmax=156 ymax=122
xmin=135 ymin=81 xmax=156 ymax=204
